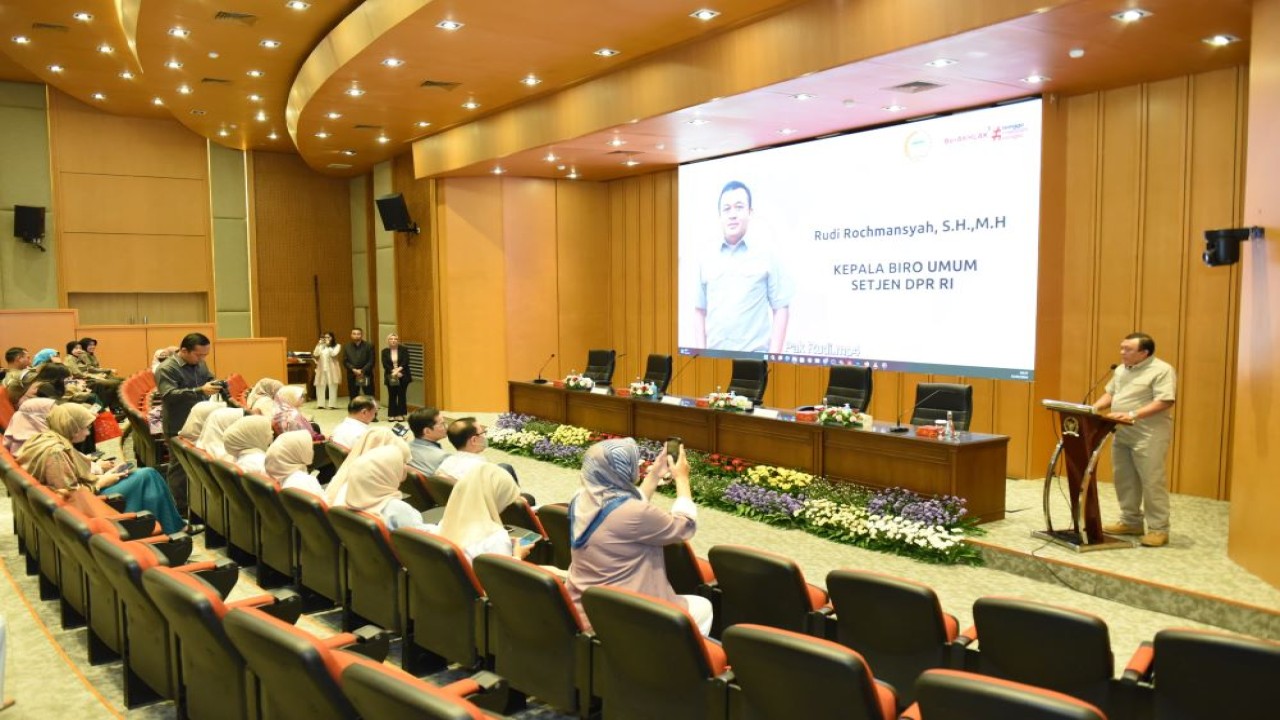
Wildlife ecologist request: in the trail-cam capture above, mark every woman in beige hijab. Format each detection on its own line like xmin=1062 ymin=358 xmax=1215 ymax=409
xmin=177 ymin=400 xmax=223 ymax=442
xmin=17 ymin=404 xmax=187 ymax=533
xmin=324 ymin=427 xmax=409 ymax=505
xmin=436 ymin=464 xmax=531 ymax=562
xmin=223 ymin=416 xmax=273 ymax=475
xmin=266 ymin=429 xmax=321 ymax=497
xmin=244 ymin=377 xmax=283 ymax=413
xmin=196 ymin=407 xmax=244 ymax=460
xmin=342 ymin=445 xmax=421 ymax=530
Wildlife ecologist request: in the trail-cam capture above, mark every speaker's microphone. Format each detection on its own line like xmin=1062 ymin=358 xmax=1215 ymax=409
xmin=1082 ymin=364 xmax=1119 ymax=405
xmin=532 ymin=353 xmax=556 ymax=384
xmin=891 ymin=387 xmax=949 ymax=433
xmin=667 ymin=352 xmax=699 ymax=394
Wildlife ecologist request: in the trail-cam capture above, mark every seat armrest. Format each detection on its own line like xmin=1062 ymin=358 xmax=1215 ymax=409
xmin=954 ymin=625 xmax=978 ymax=647
xmin=808 ymin=606 xmax=838 ymax=639
xmin=340 ymin=625 xmax=391 ymax=662
xmin=191 ymin=559 xmax=241 ymax=598
xmin=144 ymin=533 xmax=193 ymax=565
xmin=113 ymin=512 xmax=159 ymax=540
xmin=1122 ymin=641 xmax=1155 ymax=684
xmin=899 ymin=703 xmax=922 ymax=720
xmin=102 ymin=494 xmax=128 ymax=512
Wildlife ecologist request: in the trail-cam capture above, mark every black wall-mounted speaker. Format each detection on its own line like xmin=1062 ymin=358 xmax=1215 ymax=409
xmin=13 ymin=205 xmax=45 ymax=240
xmin=375 ymin=193 xmax=420 ymax=234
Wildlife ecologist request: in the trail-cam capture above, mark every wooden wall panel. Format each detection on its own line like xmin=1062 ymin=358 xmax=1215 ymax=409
xmin=503 ymin=178 xmax=559 ymax=383
xmin=391 ymin=155 xmax=441 ymax=407
xmin=251 ymin=151 xmax=354 ymax=354
xmin=0 ymin=309 xmax=79 ymax=358
xmin=216 ymin=338 xmax=288 ymax=388
xmin=58 ymin=175 xmax=207 ymax=235
xmin=47 ymin=92 xmax=205 ymax=179
xmin=60 ymin=235 xmax=210 ymax=293
xmin=72 ymin=325 xmax=148 ymax=375
xmin=556 ymin=180 xmax=612 ymax=383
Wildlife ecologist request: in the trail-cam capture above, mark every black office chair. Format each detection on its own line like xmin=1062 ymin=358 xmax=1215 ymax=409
xmin=583 ymin=349 xmax=617 ymax=386
xmin=643 ymin=354 xmax=674 ymax=394
xmin=910 ymin=383 xmax=973 ymax=430
xmin=727 ymin=359 xmax=769 ymax=405
xmin=824 ymin=366 xmax=873 ymax=412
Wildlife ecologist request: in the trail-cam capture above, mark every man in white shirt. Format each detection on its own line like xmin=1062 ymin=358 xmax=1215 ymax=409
xmin=330 ymin=395 xmax=377 ymax=448
xmin=435 ymin=417 xmax=491 ymax=481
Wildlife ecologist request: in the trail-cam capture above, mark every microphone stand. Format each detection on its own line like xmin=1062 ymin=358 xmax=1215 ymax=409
xmin=891 ymin=388 xmax=948 ymax=433
xmin=532 ymin=353 xmax=556 ymax=384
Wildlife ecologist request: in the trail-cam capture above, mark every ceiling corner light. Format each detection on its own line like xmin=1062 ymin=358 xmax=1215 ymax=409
xmin=1021 ymin=74 xmax=1050 ymax=84
xmin=152 ymin=97 xmax=164 ymax=106
xmin=341 ymin=149 xmax=357 ymax=156
xmin=491 ymin=166 xmax=505 ymax=175
xmin=255 ymin=110 xmax=267 ymax=122
xmin=925 ymin=58 xmax=957 ymax=68
xmin=247 ymin=69 xmax=264 ymax=78
xmin=91 ymin=92 xmax=106 ymax=101
xmin=345 ymin=86 xmax=365 ymax=97
xmin=690 ymin=9 xmax=720 ymax=21
xmin=461 ymin=99 xmax=480 ymax=110
xmin=777 ymin=127 xmax=797 ymax=135
xmin=165 ymin=60 xmax=183 ymax=69
xmin=567 ymin=170 xmax=580 ymax=180
xmin=314 ymin=131 xmax=330 ymax=139
xmin=218 ymin=128 xmax=229 ymax=137
xmin=883 ymin=104 xmax=906 ymax=112
xmin=686 ymin=117 xmax=709 ymax=126
xmin=248 ymin=94 xmax=263 ymax=103
xmin=376 ymin=135 xmax=390 ymax=144
xmin=622 ymin=156 xmax=641 ymax=167
xmin=48 ymin=64 xmax=65 ymax=73
xmin=520 ymin=74 xmax=541 ymax=87
xmin=381 ymin=57 xmax=404 ymax=67
xmin=12 ymin=35 xmax=31 ymax=45
xmin=119 ymin=70 xmax=134 ymax=79
xmin=1111 ymin=9 xmax=1151 ymax=23
xmin=260 ymin=39 xmax=282 ymax=49
xmin=168 ymin=27 xmax=190 ymax=38
xmin=72 ymin=12 xmax=93 ymax=22
xmin=1068 ymin=47 xmax=1086 ymax=59
xmin=286 ymin=1 xmax=310 ymax=10
xmin=97 ymin=44 xmax=114 ymax=54
xmin=189 ymin=108 xmax=206 ymax=116
xmin=1203 ymin=34 xmax=1241 ymax=46
xmin=790 ymin=93 xmax=816 ymax=101
xmin=594 ymin=48 xmax=621 ymax=57
xmin=177 ymin=84 xmax=192 ymax=94
xmin=415 ymin=120 xmax=431 ymax=128
xmin=208 ymin=51 xmax=220 ymax=59
xmin=436 ymin=20 xmax=464 ymax=31
xmin=324 ymin=111 xmax=341 ymax=119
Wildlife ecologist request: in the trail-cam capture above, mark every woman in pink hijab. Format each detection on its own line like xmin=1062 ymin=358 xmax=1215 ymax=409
xmin=2 ymin=397 xmax=56 ymax=454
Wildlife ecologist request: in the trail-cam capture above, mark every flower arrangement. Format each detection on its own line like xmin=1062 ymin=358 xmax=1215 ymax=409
xmin=818 ymin=404 xmax=870 ymax=428
xmin=629 ymin=379 xmax=659 ymax=398
xmin=708 ymin=391 xmax=752 ymax=411
xmin=564 ymin=371 xmax=595 ymax=390
xmin=488 ymin=412 xmax=983 ymax=564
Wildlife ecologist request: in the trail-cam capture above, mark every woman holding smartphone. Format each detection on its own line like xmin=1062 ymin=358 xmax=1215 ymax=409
xmin=313 ymin=331 xmax=342 ymax=410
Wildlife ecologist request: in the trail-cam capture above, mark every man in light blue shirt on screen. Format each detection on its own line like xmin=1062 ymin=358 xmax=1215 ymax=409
xmin=693 ymin=180 xmax=793 ymax=353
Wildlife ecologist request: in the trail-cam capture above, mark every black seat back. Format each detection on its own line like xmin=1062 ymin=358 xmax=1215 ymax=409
xmin=644 ymin=354 xmax=674 ymax=394
xmin=727 ymin=360 xmax=769 ymax=404
xmin=392 ymin=529 xmax=485 ymax=672
xmin=910 ymin=383 xmax=973 ymax=430
xmin=583 ymin=348 xmax=617 ymax=386
xmin=824 ymin=366 xmax=873 ymax=412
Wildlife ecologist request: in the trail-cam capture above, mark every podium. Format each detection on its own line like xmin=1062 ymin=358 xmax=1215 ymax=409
xmin=1033 ymin=400 xmax=1134 ymax=552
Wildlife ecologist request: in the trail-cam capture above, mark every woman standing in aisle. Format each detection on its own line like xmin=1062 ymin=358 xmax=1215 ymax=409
xmin=380 ymin=333 xmax=412 ymax=422
xmin=313 ymin=331 xmax=342 ymax=410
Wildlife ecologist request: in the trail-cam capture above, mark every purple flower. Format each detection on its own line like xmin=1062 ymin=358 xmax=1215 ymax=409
xmin=867 ymin=487 xmax=968 ymax=527
xmin=532 ymin=438 xmax=584 ymax=464
xmin=496 ymin=412 xmax=536 ymax=431
xmin=723 ymin=481 xmax=806 ymax=518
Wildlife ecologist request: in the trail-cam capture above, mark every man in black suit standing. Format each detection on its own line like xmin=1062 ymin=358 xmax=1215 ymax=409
xmin=343 ymin=327 xmax=375 ymax=404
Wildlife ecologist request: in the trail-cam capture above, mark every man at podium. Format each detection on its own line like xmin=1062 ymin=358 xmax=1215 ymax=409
xmin=1091 ymin=332 xmax=1177 ymax=547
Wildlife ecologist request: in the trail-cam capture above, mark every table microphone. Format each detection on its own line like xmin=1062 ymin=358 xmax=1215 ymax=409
xmin=891 ymin=387 xmax=949 ymax=433
xmin=666 ymin=352 xmax=699 ymax=394
xmin=1081 ymin=364 xmax=1119 ymax=405
xmin=532 ymin=353 xmax=556 ymax=384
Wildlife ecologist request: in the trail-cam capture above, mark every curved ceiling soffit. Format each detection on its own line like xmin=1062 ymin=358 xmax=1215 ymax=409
xmin=114 ymin=0 xmax=142 ymax=65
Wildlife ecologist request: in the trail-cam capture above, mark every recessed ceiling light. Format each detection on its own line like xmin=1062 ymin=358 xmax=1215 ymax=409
xmin=1111 ymin=9 xmax=1151 ymax=23
xmin=218 ymin=128 xmax=229 ymax=137
xmin=324 ymin=111 xmax=342 ymax=119
xmin=119 ymin=70 xmax=134 ymax=79
xmin=544 ymin=152 xmax=558 ymax=162
xmin=165 ymin=60 xmax=183 ymax=70
xmin=246 ymin=69 xmax=264 ymax=78
xmin=12 ymin=35 xmax=31 ymax=45
xmin=249 ymin=94 xmax=263 ymax=102
xmin=461 ymin=99 xmax=480 ymax=110
xmin=777 ymin=128 xmax=797 ymax=135
xmin=1021 ymin=74 xmax=1050 ymax=84
xmin=376 ymin=135 xmax=390 ymax=144
xmin=286 ymin=1 xmax=310 ymax=10
xmin=381 ymin=57 xmax=404 ymax=67
xmin=315 ymin=131 xmax=330 ymax=139
xmin=623 ymin=157 xmax=641 ymax=167
xmin=686 ymin=118 xmax=709 ymax=126
xmin=48 ymin=64 xmax=64 ymax=73
xmin=177 ymin=84 xmax=192 ymax=95
xmin=91 ymin=92 xmax=106 ymax=101
xmin=97 ymin=44 xmax=114 ymax=54
xmin=268 ymin=131 xmax=279 ymax=140
xmin=607 ymin=137 xmax=626 ymax=147
xmin=208 ymin=51 xmax=219 ymax=59
xmin=415 ymin=121 xmax=431 ymax=128
xmin=883 ymin=104 xmax=906 ymax=112
xmin=255 ymin=110 xmax=267 ymax=122
xmin=168 ymin=27 xmax=190 ymax=38
xmin=260 ymin=39 xmax=282 ymax=49
xmin=690 ymin=9 xmax=720 ymax=21
xmin=72 ymin=12 xmax=93 ymax=22
xmin=436 ymin=20 xmax=464 ymax=31
xmin=345 ymin=86 xmax=365 ymax=97
xmin=340 ymin=149 xmax=357 ymax=156
xmin=1068 ymin=47 xmax=1086 ymax=59
xmin=520 ymin=74 xmax=541 ymax=87
xmin=152 ymin=97 xmax=164 ymax=106
xmin=491 ymin=166 xmax=505 ymax=175
xmin=190 ymin=109 xmax=206 ymax=116
xmin=594 ymin=48 xmax=620 ymax=57
xmin=925 ymin=58 xmax=957 ymax=67
xmin=567 ymin=170 xmax=579 ymax=180
xmin=790 ymin=93 xmax=816 ymax=101
xmin=1203 ymin=34 xmax=1241 ymax=46
xmin=557 ymin=165 xmax=566 ymax=171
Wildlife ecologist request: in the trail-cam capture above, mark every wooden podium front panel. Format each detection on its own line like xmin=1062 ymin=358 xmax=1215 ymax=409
xmin=949 ymin=439 xmax=1008 ymax=523
xmin=633 ymin=401 xmax=715 ymax=451
xmin=716 ymin=413 xmax=821 ymax=473
xmin=509 ymin=382 xmax=568 ymax=423
xmin=566 ymin=392 xmax=633 ymax=437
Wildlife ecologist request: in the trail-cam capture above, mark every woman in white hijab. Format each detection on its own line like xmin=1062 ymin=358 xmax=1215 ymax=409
xmin=265 ymin=429 xmax=321 ymax=497
xmin=196 ymin=407 xmax=244 ymax=460
xmin=3 ymin=397 xmax=56 ymax=454
xmin=177 ymin=400 xmax=224 ymax=442
xmin=323 ymin=427 xmax=409 ymax=505
xmin=244 ymin=378 xmax=283 ymax=414
xmin=436 ymin=464 xmax=530 ymax=562
xmin=341 ymin=445 xmax=421 ymax=530
xmin=223 ymin=416 xmax=273 ymax=475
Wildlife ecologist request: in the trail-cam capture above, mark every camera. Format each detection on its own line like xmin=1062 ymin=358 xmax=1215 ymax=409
xmin=1202 ymin=227 xmax=1260 ymax=267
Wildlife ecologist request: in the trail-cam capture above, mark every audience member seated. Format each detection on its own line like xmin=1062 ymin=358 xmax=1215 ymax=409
xmin=271 ymin=387 xmax=322 ymax=440
xmin=566 ymin=438 xmax=712 ymax=635
xmin=177 ymin=400 xmax=224 ymax=442
xmin=30 ymin=348 xmax=60 ymax=369
xmin=65 ymin=337 xmax=124 ymax=411
xmin=324 ymin=427 xmax=409 ymax=506
xmin=20 ymin=363 xmax=92 ymax=405
xmin=150 ymin=346 xmax=177 ymax=374
xmin=3 ymin=398 xmax=55 ymax=454
xmin=436 ymin=417 xmax=521 ymax=486
xmin=434 ymin=464 xmax=532 ymax=562
xmin=406 ymin=407 xmax=450 ymax=476
xmin=196 ymin=407 xmax=245 ymax=460
xmin=265 ymin=429 xmax=322 ymax=497
xmin=223 ymin=416 xmax=273 ymax=475
xmin=329 ymin=395 xmax=377 ymax=448
xmin=244 ymin=377 xmax=283 ymax=414
xmin=339 ymin=444 xmax=423 ymax=530
xmin=3 ymin=346 xmax=32 ymax=404
xmin=17 ymin=404 xmax=187 ymax=533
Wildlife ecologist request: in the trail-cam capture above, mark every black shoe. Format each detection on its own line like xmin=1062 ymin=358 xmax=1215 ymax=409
xmin=184 ymin=523 xmax=206 ymax=536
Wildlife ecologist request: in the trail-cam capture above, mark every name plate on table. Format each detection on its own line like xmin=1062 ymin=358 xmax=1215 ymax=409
xmin=661 ymin=394 xmax=686 ymax=406
xmin=753 ymin=407 xmax=781 ymax=419
xmin=590 ymin=387 xmax=611 ymax=395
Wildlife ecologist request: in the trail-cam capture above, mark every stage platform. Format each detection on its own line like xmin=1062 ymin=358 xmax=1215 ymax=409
xmin=976 ymin=478 xmax=1280 ymax=640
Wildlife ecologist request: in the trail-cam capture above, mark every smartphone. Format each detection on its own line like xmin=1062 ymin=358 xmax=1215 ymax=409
xmin=665 ymin=436 xmax=683 ymax=462
xmin=89 ymin=403 xmax=103 ymax=415
xmin=506 ymin=526 xmax=541 ymax=547
xmin=391 ymin=423 xmax=410 ymax=437
xmin=88 ymin=450 xmax=106 ymax=460
xmin=113 ymin=462 xmax=135 ymax=475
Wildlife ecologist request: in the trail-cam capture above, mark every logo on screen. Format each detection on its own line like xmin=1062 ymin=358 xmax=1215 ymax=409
xmin=904 ymin=130 xmax=931 ymax=160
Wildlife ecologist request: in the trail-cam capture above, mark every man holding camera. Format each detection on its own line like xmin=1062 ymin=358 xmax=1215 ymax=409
xmin=155 ymin=333 xmax=220 ymax=512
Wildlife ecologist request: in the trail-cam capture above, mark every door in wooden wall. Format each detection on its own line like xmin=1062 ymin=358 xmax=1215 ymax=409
xmin=69 ymin=292 xmax=208 ymax=325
